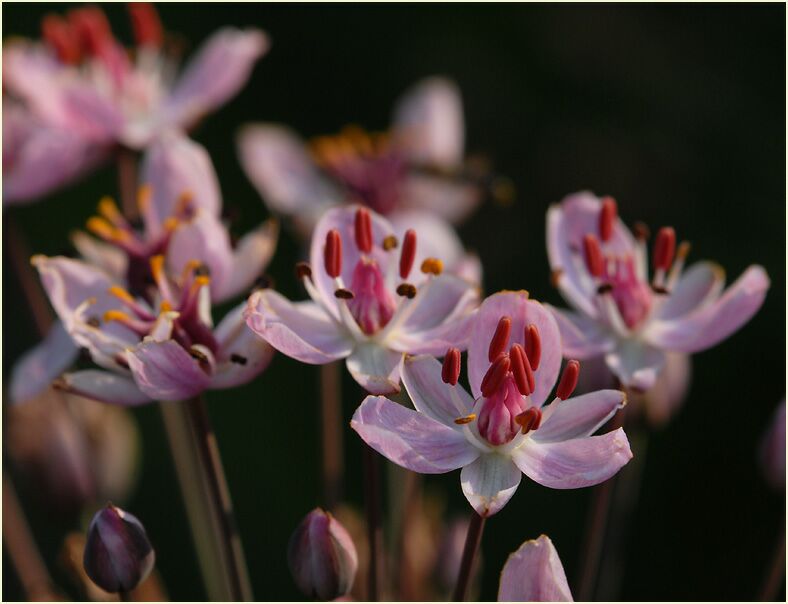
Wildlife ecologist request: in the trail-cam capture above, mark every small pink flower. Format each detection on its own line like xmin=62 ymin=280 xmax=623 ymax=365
xmin=546 ymin=192 xmax=769 ymax=391
xmin=351 ymin=291 xmax=631 ymax=516
xmin=498 ymin=535 xmax=573 ymax=602
xmin=244 ymin=205 xmax=480 ymax=395
xmin=3 ymin=4 xmax=268 ymax=204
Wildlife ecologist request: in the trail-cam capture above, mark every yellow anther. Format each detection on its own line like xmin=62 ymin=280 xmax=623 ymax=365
xmin=382 ymin=235 xmax=398 ymax=251
xmin=98 ymin=196 xmax=124 ymax=224
xmin=420 ymin=257 xmax=444 ymax=276
xmin=342 ymin=125 xmax=373 ymax=155
xmin=86 ymin=216 xmax=115 ymax=239
xmin=160 ymin=300 xmax=173 ymax=312
xmin=454 ymin=414 xmax=476 ymax=425
xmin=103 ymin=310 xmax=131 ymax=323
xmin=194 ymin=275 xmax=211 ymax=287
xmin=108 ymin=286 xmax=135 ymax=305
xmin=677 ymin=241 xmax=691 ymax=260
xmin=150 ymin=255 xmax=165 ymax=282
xmin=137 ymin=184 xmax=152 ymax=212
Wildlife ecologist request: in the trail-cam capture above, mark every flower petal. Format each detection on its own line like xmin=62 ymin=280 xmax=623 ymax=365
xmin=244 ymin=289 xmax=353 ymax=364
xmin=126 ymin=339 xmax=212 ymax=401
xmin=71 ymin=231 xmax=128 ymax=279
xmin=512 ymin=428 xmax=632 ymax=489
xmin=55 ymin=370 xmax=151 ymax=406
xmin=635 ymin=352 xmax=692 ymax=428
xmin=345 ymin=343 xmax=402 ymax=395
xmin=351 ymin=395 xmax=479 ymax=473
xmin=655 ymin=261 xmax=725 ymax=321
xmin=498 ymin=535 xmax=573 ymax=602
xmin=210 ymin=302 xmax=274 ymax=389
xmin=535 ymin=390 xmax=626 ymax=443
xmin=400 ymin=175 xmax=482 ymax=226
xmin=401 ymin=354 xmax=473 ymax=425
xmin=9 ymin=321 xmax=80 ymax=404
xmin=644 ymin=265 xmax=769 ymax=353
xmin=546 ymin=304 xmax=616 ymax=359
xmin=460 ymin=454 xmax=522 ymax=517
xmin=468 ymin=292 xmax=562 ymax=407
xmin=604 ymin=340 xmax=666 ymax=392
xmin=164 ymin=28 xmax=269 ymax=128
xmin=216 ymin=219 xmax=279 ymax=302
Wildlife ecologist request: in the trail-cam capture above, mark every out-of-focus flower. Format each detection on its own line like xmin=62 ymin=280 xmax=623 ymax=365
xmin=245 ymin=205 xmax=479 ymax=395
xmin=7 ymin=387 xmax=139 ymax=516
xmin=760 ymin=400 xmax=785 ymax=490
xmin=3 ymin=3 xmax=268 ymax=204
xmin=546 ymin=192 xmax=769 ymax=392
xmin=238 ymin=77 xmax=489 ymax=239
xmin=11 ymin=132 xmax=277 ymax=405
xmin=351 ymin=291 xmax=632 ymax=517
xmin=287 ymin=508 xmax=358 ymax=601
xmin=83 ymin=504 xmax=155 ymax=594
xmin=498 ymin=535 xmax=573 ymax=602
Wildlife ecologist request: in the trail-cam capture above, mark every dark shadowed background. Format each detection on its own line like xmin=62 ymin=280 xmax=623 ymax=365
xmin=3 ymin=3 xmax=785 ymax=601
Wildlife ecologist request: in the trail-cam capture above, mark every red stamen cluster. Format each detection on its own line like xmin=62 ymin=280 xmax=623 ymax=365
xmin=515 ymin=407 xmax=542 ymax=435
xmin=41 ymin=14 xmax=81 ymax=64
xmin=128 ymin=2 xmax=163 ymax=48
xmin=441 ymin=348 xmax=461 ymax=386
xmin=480 ymin=319 xmax=541 ymax=398
xmin=509 ymin=344 xmax=534 ymax=396
xmin=524 ymin=324 xmax=541 ymax=370
xmin=555 ymin=360 xmax=580 ymax=400
xmin=68 ymin=6 xmax=114 ymax=56
xmin=488 ymin=317 xmax=511 ymax=362
xmin=480 ymin=354 xmax=511 ymax=398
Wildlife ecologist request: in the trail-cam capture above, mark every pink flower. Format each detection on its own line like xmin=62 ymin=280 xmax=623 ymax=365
xmin=3 ymin=4 xmax=268 ymax=204
xmin=760 ymin=400 xmax=785 ymax=490
xmin=244 ymin=205 xmax=480 ymax=395
xmin=546 ymin=192 xmax=770 ymax=391
xmin=498 ymin=535 xmax=573 ymax=602
xmin=351 ymin=291 xmax=632 ymax=516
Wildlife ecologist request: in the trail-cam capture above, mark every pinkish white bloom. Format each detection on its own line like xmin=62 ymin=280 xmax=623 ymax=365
xmin=498 ymin=535 xmax=573 ymax=602
xmin=546 ymin=192 xmax=769 ymax=392
xmin=351 ymin=291 xmax=631 ymax=516
xmin=760 ymin=400 xmax=785 ymax=490
xmin=3 ymin=4 xmax=267 ymax=204
xmin=245 ymin=205 xmax=479 ymax=395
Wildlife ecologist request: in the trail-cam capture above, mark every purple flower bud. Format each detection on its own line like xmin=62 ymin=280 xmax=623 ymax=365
xmin=760 ymin=400 xmax=786 ymax=490
xmin=288 ymin=508 xmax=358 ymax=600
xmin=83 ymin=504 xmax=155 ymax=593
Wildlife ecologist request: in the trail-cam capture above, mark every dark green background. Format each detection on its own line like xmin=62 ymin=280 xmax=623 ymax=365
xmin=3 ymin=3 xmax=785 ymax=601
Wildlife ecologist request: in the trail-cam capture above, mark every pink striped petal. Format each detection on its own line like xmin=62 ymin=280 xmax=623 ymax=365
xmin=127 ymin=339 xmax=212 ymax=401
xmin=460 ymin=454 xmax=522 ymax=517
xmin=655 ymin=262 xmax=725 ymax=320
xmin=345 ymin=344 xmax=402 ymax=395
xmin=535 ymin=389 xmax=626 ymax=443
xmin=498 ymin=535 xmax=573 ymax=602
xmin=401 ymin=354 xmax=473 ymax=426
xmin=56 ymin=370 xmax=151 ymax=407
xmin=546 ymin=304 xmax=616 ymax=359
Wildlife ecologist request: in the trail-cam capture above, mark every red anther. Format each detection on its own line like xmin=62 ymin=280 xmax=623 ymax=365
xmin=599 ymin=196 xmax=617 ymax=242
xmin=653 ymin=227 xmax=676 ymax=271
xmin=583 ymin=233 xmax=604 ymax=278
xmin=488 ymin=316 xmax=512 ymax=362
xmin=556 ymin=360 xmax=580 ymax=400
xmin=41 ymin=14 xmax=81 ymax=64
xmin=509 ymin=344 xmax=534 ymax=396
xmin=441 ymin=348 xmax=462 ymax=386
xmin=128 ymin=2 xmax=163 ymax=49
xmin=524 ymin=324 xmax=541 ymax=371
xmin=399 ymin=229 xmax=417 ymax=279
xmin=68 ymin=6 xmax=113 ymax=55
xmin=324 ymin=229 xmax=342 ymax=278
xmin=354 ymin=208 xmax=373 ymax=253
xmin=480 ymin=354 xmax=511 ymax=398
xmin=515 ymin=407 xmax=542 ymax=435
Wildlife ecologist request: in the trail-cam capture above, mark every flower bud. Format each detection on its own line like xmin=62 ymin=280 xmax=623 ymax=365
xmin=288 ymin=508 xmax=358 ymax=600
xmin=83 ymin=504 xmax=155 ymax=593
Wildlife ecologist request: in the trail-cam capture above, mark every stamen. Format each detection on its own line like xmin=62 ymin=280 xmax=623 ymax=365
xmin=454 ymin=414 xmax=476 ymax=425
xmin=68 ymin=6 xmax=113 ymax=56
xmin=102 ymin=310 xmax=151 ymax=335
xmin=441 ymin=347 xmax=461 ymax=386
xmin=354 ymin=208 xmax=373 ymax=253
xmin=420 ymin=258 xmax=443 ymax=276
xmin=396 ymin=283 xmax=417 ymax=299
xmin=515 ymin=408 xmax=542 ymax=435
xmin=509 ymin=344 xmax=534 ymax=396
xmin=582 ymin=234 xmax=604 ymax=277
xmin=556 ymin=360 xmax=580 ymax=400
xmin=334 ymin=288 xmax=354 ymax=300
xmin=108 ymin=285 xmax=136 ymax=306
xmin=524 ymin=324 xmax=541 ymax=371
xmin=480 ymin=354 xmax=511 ymax=398
xmin=550 ymin=268 xmax=564 ymax=288
xmin=324 ymin=229 xmax=342 ymax=278
xmin=599 ymin=196 xmax=618 ymax=242
xmin=98 ymin=196 xmax=125 ymax=227
xmin=127 ymin=2 xmax=163 ymax=48
xmin=86 ymin=217 xmax=130 ymax=243
xmin=382 ymin=235 xmax=398 ymax=251
xmin=633 ymin=222 xmax=650 ymax=241
xmin=488 ymin=316 xmax=511 ymax=362
xmin=41 ymin=14 xmax=81 ymax=64
xmin=295 ymin=262 xmax=312 ymax=280
xmin=399 ymin=229 xmax=417 ymax=279
xmin=653 ymin=227 xmax=676 ymax=271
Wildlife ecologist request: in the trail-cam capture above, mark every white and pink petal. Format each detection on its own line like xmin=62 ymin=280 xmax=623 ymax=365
xmin=401 ymin=354 xmax=473 ymax=425
xmin=460 ymin=453 xmax=522 ymax=517
xmin=498 ymin=535 xmax=573 ymax=602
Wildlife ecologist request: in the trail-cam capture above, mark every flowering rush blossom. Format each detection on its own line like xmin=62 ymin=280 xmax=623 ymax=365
xmin=498 ymin=535 xmax=573 ymax=602
xmin=546 ymin=192 xmax=770 ymax=391
xmin=3 ymin=3 xmax=267 ymax=203
xmin=351 ymin=291 xmax=632 ymax=516
xmin=10 ymin=132 xmax=277 ymax=404
xmin=245 ymin=205 xmax=480 ymax=395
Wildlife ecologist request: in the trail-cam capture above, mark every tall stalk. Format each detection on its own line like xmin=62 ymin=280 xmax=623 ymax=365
xmin=362 ymin=443 xmax=383 ymax=601
xmin=452 ymin=512 xmax=485 ymax=602
xmin=319 ymin=362 xmax=344 ymax=510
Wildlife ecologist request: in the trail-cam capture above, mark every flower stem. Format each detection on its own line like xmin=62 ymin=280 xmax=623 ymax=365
xmin=362 ymin=443 xmax=383 ymax=601
xmin=117 ymin=147 xmax=139 ymax=220
xmin=452 ymin=511 xmax=485 ymax=602
xmin=759 ymin=514 xmax=785 ymax=601
xmin=320 ymin=362 xmax=344 ymax=510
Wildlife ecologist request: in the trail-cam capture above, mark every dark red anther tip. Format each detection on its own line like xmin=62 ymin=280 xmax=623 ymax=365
xmin=582 ymin=233 xmax=604 ymax=278
xmin=556 ymin=360 xmax=580 ymax=400
xmin=509 ymin=344 xmax=534 ymax=396
xmin=515 ymin=407 xmax=542 ymax=435
xmin=480 ymin=354 xmax=511 ymax=398
xmin=488 ymin=316 xmax=512 ymax=362
xmin=42 ymin=14 xmax=81 ymax=64
xmin=324 ymin=229 xmax=342 ymax=278
xmin=441 ymin=348 xmax=462 ymax=386
xmin=128 ymin=2 xmax=163 ymax=49
xmin=354 ymin=208 xmax=373 ymax=254
xmin=399 ymin=229 xmax=417 ymax=279
xmin=653 ymin=227 xmax=676 ymax=271
xmin=524 ymin=324 xmax=541 ymax=371
xmin=599 ymin=196 xmax=618 ymax=242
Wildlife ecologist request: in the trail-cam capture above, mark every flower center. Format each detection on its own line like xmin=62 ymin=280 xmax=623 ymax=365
xmin=346 ymin=259 xmax=396 ymax=335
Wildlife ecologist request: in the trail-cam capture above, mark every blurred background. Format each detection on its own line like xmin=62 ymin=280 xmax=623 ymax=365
xmin=3 ymin=3 xmax=785 ymax=601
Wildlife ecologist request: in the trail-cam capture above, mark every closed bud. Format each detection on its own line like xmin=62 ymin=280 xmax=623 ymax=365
xmin=83 ymin=504 xmax=155 ymax=593
xmin=288 ymin=508 xmax=358 ymax=601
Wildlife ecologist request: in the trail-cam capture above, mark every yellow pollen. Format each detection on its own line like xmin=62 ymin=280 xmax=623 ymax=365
xmin=98 ymin=196 xmax=124 ymax=224
xmin=420 ymin=257 xmax=444 ymax=275
xmin=454 ymin=414 xmax=476 ymax=425
xmin=160 ymin=300 xmax=173 ymax=312
xmin=103 ymin=310 xmax=131 ymax=323
xmin=150 ymin=255 xmax=165 ymax=283
xmin=86 ymin=217 xmax=130 ymax=243
xmin=137 ymin=184 xmax=152 ymax=212
xmin=108 ymin=286 xmax=135 ymax=305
